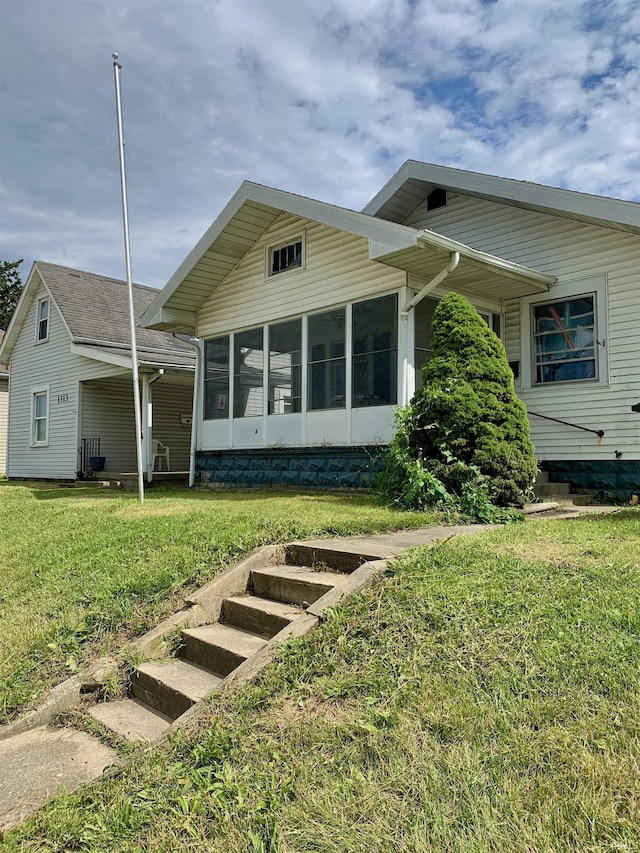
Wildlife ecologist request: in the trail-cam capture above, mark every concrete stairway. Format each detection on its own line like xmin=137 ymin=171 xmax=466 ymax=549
xmin=533 ymin=471 xmax=596 ymax=505
xmin=90 ymin=543 xmax=379 ymax=742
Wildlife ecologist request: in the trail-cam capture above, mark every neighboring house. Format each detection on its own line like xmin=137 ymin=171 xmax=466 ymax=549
xmin=0 ymin=263 xmax=195 ymax=481
xmin=140 ymin=165 xmax=640 ymax=496
xmin=0 ymin=331 xmax=8 ymax=475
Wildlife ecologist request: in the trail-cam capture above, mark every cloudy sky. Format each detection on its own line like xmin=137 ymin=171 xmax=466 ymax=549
xmin=1 ymin=0 xmax=639 ymax=290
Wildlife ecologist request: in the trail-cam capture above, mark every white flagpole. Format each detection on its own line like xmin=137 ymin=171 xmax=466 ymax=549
xmin=113 ymin=53 xmax=145 ymax=504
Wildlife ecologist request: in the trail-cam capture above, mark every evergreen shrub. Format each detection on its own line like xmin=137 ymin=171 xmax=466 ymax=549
xmin=381 ymin=291 xmax=537 ymax=514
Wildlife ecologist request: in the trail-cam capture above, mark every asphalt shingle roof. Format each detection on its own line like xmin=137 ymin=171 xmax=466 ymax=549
xmin=36 ymin=263 xmax=194 ymax=369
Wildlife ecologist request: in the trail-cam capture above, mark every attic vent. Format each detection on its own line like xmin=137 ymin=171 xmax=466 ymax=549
xmin=426 ymin=188 xmax=447 ymax=212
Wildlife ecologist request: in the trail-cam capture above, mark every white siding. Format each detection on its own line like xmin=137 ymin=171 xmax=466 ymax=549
xmin=0 ymin=377 xmax=8 ymax=475
xmin=7 ymin=276 xmax=122 ymax=479
xmin=197 ymin=215 xmax=405 ymax=337
xmin=405 ymin=194 xmax=640 ymax=460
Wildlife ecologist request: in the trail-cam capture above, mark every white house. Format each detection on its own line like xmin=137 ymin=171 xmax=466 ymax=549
xmin=140 ymin=163 xmax=640 ymax=497
xmin=0 ymin=263 xmax=195 ymax=482
xmin=0 ymin=331 xmax=8 ymax=475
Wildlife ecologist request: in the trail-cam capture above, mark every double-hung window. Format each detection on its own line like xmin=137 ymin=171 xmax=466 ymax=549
xmin=532 ymin=294 xmax=596 ymax=383
xmin=36 ymin=298 xmax=49 ymax=342
xmin=31 ymin=386 xmax=49 ymax=445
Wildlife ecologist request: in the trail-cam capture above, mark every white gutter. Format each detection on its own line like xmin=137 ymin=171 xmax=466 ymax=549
xmin=174 ymin=333 xmax=201 ymax=487
xmin=403 ymin=251 xmax=460 ymax=314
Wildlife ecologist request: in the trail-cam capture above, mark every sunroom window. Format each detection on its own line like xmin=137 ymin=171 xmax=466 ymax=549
xmin=234 ymin=328 xmax=264 ymax=418
xmin=533 ymin=294 xmax=596 ymax=383
xmin=203 ymin=336 xmax=230 ymax=419
xmin=308 ymin=308 xmax=345 ymax=411
xmin=352 ymin=294 xmax=397 ymax=407
xmin=269 ymin=319 xmax=302 ymax=414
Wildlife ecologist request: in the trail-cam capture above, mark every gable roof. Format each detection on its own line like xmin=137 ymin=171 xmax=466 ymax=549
xmin=0 ymin=263 xmax=195 ymax=371
xmin=141 ymin=181 xmax=554 ymax=333
xmin=363 ymin=161 xmax=640 ymax=235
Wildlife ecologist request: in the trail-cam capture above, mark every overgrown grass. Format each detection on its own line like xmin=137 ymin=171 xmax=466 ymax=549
xmin=4 ymin=509 xmax=639 ymax=852
xmin=0 ymin=482 xmax=429 ymax=723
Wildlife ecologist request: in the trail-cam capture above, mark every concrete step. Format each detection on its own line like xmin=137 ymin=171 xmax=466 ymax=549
xmin=535 ymin=471 xmax=550 ymax=485
xmin=221 ymin=595 xmax=305 ymax=638
xmin=180 ymin=623 xmax=267 ymax=676
xmin=90 ymin=698 xmax=172 ymax=742
xmin=251 ymin=564 xmax=348 ymax=607
xmin=132 ymin=660 xmax=223 ymax=720
xmin=533 ymin=482 xmax=572 ymax=497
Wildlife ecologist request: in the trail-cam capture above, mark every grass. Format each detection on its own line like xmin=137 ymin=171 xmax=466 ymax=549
xmin=0 ymin=481 xmax=429 ymax=724
xmin=3 ymin=508 xmax=640 ymax=852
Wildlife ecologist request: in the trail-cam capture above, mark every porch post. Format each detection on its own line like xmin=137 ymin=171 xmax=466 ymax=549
xmin=142 ymin=373 xmax=152 ymax=482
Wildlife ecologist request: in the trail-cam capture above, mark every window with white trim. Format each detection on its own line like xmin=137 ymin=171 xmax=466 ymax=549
xmin=308 ymin=308 xmax=345 ymax=411
xmin=31 ymin=386 xmax=49 ymax=445
xmin=269 ymin=319 xmax=302 ymax=414
xmin=203 ymin=336 xmax=230 ymax=419
xmin=267 ymin=236 xmax=303 ymax=276
xmin=532 ymin=294 xmax=596 ymax=383
xmin=36 ymin=297 xmax=49 ymax=342
xmin=352 ymin=294 xmax=397 ymax=407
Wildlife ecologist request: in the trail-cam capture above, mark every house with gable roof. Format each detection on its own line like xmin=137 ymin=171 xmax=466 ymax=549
xmin=0 ymin=263 xmax=195 ymax=481
xmin=140 ymin=163 xmax=640 ymax=497
xmin=0 ymin=331 xmax=8 ymax=475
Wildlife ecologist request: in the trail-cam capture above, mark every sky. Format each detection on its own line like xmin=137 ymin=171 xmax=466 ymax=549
xmin=1 ymin=0 xmax=639 ymax=290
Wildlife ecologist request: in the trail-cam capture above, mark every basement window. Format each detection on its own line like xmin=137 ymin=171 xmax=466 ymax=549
xmin=267 ymin=236 xmax=304 ymax=276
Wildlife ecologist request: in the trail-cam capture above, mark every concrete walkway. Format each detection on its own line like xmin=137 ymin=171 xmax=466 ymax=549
xmin=0 ymin=501 xmax=619 ymax=835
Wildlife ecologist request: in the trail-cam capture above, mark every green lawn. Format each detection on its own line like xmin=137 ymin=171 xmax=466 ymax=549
xmin=4 ymin=507 xmax=640 ymax=852
xmin=0 ymin=482 xmax=428 ymax=724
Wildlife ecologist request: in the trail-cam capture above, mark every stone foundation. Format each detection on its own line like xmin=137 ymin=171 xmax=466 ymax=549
xmin=541 ymin=460 xmax=640 ymax=500
xmin=197 ymin=446 xmax=385 ymax=490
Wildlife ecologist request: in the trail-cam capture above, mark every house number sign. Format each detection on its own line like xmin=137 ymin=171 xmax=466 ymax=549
xmin=57 ymin=394 xmax=69 ymax=403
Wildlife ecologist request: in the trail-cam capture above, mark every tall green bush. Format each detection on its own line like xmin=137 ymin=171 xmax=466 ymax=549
xmin=383 ymin=291 xmax=537 ymax=510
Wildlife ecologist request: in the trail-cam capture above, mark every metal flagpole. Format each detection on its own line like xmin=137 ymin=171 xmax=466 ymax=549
xmin=112 ymin=53 xmax=145 ymax=504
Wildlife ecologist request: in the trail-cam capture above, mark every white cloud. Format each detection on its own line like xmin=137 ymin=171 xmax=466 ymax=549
xmin=0 ymin=0 xmax=637 ymax=289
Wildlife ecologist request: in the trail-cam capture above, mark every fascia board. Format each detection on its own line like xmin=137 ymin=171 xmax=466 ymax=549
xmin=70 ymin=343 xmax=133 ymax=370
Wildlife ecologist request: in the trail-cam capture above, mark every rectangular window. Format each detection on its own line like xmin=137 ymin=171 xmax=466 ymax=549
xmin=269 ymin=238 xmax=303 ymax=276
xmin=308 ymin=308 xmax=345 ymax=410
xmin=234 ymin=328 xmax=264 ymax=418
xmin=32 ymin=387 xmax=49 ymax=445
xmin=269 ymin=319 xmax=302 ymax=414
xmin=414 ymin=296 xmax=439 ymax=390
xmin=533 ymin=294 xmax=596 ymax=383
xmin=36 ymin=298 xmax=49 ymax=342
xmin=352 ymin=294 xmax=397 ymax=407
xmin=203 ymin=336 xmax=230 ymax=419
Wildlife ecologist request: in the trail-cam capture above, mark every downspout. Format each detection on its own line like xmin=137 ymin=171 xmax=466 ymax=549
xmin=174 ymin=334 xmax=200 ymax=487
xmin=400 ymin=251 xmax=460 ymax=404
